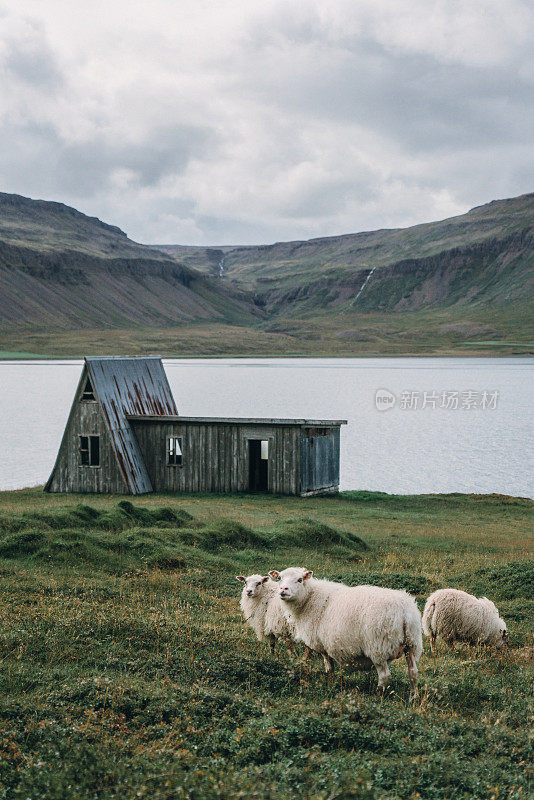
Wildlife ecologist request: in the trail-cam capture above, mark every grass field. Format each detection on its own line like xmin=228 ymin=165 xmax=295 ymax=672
xmin=0 ymin=489 xmax=532 ymax=799
xmin=1 ymin=303 xmax=533 ymax=360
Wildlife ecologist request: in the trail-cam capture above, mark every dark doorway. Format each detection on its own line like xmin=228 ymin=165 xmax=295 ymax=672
xmin=248 ymin=439 xmax=269 ymax=492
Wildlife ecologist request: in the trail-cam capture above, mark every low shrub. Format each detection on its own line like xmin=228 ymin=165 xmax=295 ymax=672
xmin=341 ymin=491 xmax=534 ymax=511
xmin=146 ymin=552 xmax=186 ymax=570
xmin=342 ymin=490 xmax=392 ymax=503
xmin=98 ymin=502 xmax=194 ymax=530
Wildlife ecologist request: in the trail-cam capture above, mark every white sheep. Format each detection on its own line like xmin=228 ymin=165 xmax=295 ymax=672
xmin=269 ymin=567 xmax=423 ymax=697
xmin=236 ymin=574 xmax=299 ymax=655
xmin=422 ymin=588 xmax=508 ymax=652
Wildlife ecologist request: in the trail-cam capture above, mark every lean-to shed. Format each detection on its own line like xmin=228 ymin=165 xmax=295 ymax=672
xmin=45 ymin=357 xmax=346 ymax=496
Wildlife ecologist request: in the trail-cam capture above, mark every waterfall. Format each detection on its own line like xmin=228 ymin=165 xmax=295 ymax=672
xmin=217 ymin=254 xmax=227 ymax=277
xmin=351 ymin=266 xmax=376 ymax=305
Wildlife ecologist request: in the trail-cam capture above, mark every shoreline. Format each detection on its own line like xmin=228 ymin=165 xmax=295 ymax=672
xmin=2 ymin=487 xmax=532 ymax=502
xmin=1 ymin=352 xmax=533 ymax=362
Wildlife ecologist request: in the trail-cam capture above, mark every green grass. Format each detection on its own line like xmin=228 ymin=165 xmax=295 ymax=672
xmin=0 ymin=351 xmax=49 ymax=359
xmin=1 ymin=302 xmax=533 ymax=358
xmin=0 ymin=489 xmax=531 ymax=798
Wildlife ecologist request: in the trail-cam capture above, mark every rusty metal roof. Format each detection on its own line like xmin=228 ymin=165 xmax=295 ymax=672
xmin=86 ymin=357 xmax=177 ymax=494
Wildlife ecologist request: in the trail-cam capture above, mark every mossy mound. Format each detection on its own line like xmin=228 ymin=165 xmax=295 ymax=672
xmin=0 ymin=526 xmax=189 ymax=571
xmin=0 ymin=502 xmax=195 ymax=535
xmin=0 ymin=504 xmax=370 ymax=568
xmin=201 ymin=520 xmax=269 ymax=551
xmin=273 ymin=518 xmax=367 ymax=552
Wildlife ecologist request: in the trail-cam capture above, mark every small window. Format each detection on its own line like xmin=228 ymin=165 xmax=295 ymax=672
xmin=80 ymin=435 xmax=89 ymax=465
xmin=260 ymin=440 xmax=269 ymax=460
xmin=80 ymin=435 xmax=100 ymax=466
xmin=90 ymin=435 xmax=100 ymax=466
xmin=81 ymin=378 xmax=96 ymax=401
xmin=167 ymin=436 xmax=183 ymax=466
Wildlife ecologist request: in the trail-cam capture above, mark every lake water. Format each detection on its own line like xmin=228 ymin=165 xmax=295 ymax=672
xmin=0 ymin=358 xmax=532 ymax=497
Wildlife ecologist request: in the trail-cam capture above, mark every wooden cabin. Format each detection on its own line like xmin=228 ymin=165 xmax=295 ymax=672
xmin=45 ymin=357 xmax=346 ymax=496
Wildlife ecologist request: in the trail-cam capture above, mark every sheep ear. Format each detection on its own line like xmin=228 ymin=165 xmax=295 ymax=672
xmin=261 ymin=576 xmax=269 ymax=584
xmin=269 ymin=570 xmax=280 ymax=581
xmin=236 ymin=575 xmax=246 ymax=582
xmin=303 ymin=570 xmax=313 ymax=580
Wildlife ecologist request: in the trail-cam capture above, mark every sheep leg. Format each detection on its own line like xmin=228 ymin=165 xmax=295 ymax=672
xmin=405 ymin=648 xmax=418 ymax=700
xmin=323 ymin=653 xmax=335 ymax=680
xmin=375 ymin=662 xmax=391 ymax=693
xmin=298 ymin=645 xmax=313 ymax=666
xmin=269 ymin=637 xmax=276 ymax=655
xmin=430 ymin=632 xmax=437 ymax=654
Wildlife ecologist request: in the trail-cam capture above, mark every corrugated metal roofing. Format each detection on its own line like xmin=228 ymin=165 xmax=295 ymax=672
xmin=86 ymin=357 xmax=178 ymax=494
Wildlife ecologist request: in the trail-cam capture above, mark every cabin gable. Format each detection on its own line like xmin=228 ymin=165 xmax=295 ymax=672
xmin=45 ymin=365 xmax=129 ymax=493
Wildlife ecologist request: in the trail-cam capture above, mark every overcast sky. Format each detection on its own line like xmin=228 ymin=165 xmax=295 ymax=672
xmin=1 ymin=0 xmax=533 ymax=245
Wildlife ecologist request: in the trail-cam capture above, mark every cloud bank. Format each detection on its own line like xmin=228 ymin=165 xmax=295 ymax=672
xmin=1 ymin=0 xmax=533 ymax=244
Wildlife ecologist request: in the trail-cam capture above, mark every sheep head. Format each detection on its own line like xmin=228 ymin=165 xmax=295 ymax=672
xmin=236 ymin=574 xmax=269 ymax=598
xmin=275 ymin=567 xmax=313 ymax=604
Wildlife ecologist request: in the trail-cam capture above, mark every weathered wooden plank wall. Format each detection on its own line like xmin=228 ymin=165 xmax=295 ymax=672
xmin=47 ymin=367 xmax=128 ymax=493
xmin=132 ymin=421 xmax=302 ymax=495
xmin=300 ymin=428 xmax=340 ymax=494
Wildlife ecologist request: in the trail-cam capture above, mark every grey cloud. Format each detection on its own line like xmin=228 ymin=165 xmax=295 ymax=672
xmin=2 ymin=16 xmax=63 ymax=90
xmin=0 ymin=2 xmax=533 ymax=245
xmin=278 ymin=171 xmax=379 ymax=220
xmin=5 ymin=42 xmax=63 ymax=89
xmin=56 ymin=124 xmax=214 ymax=196
xmin=241 ymin=38 xmax=533 ymax=153
xmin=0 ymin=122 xmax=63 ymax=198
xmin=0 ymin=120 xmax=213 ymax=197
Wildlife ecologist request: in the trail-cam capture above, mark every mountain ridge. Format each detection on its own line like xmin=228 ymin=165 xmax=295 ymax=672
xmin=0 ymin=190 xmax=532 ymax=357
xmin=154 ymin=192 xmax=534 ymax=292
xmin=0 ymin=193 xmax=262 ymax=332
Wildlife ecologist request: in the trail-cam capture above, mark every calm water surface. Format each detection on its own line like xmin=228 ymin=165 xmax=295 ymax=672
xmin=0 ymin=358 xmax=532 ymax=497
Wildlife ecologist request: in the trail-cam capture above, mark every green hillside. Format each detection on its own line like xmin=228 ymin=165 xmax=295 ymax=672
xmin=156 ymin=193 xmax=534 ymax=293
xmin=0 ymin=191 xmax=532 ymax=356
xmin=0 ymin=192 xmax=165 ymax=260
xmin=0 ymin=193 xmax=261 ymax=332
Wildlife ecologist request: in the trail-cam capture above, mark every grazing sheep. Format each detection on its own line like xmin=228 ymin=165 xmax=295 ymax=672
xmin=269 ymin=567 xmax=423 ymax=697
xmin=236 ymin=574 xmax=298 ymax=655
xmin=422 ymin=588 xmax=508 ymax=652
